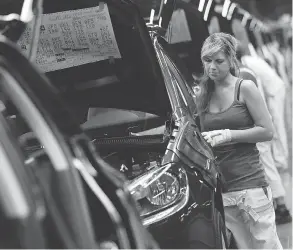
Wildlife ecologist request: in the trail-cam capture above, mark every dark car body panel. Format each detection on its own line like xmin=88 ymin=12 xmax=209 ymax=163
xmin=82 ymin=108 xmax=164 ymax=138
xmin=0 ymin=114 xmax=47 ymax=249
xmin=0 ymin=35 xmax=157 ymax=248
xmin=0 ymin=43 xmax=97 ymax=248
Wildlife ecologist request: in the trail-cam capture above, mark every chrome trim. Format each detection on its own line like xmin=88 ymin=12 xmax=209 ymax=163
xmin=73 ymin=158 xmax=131 ymax=249
xmin=152 ymin=36 xmax=186 ymax=120
xmin=143 ymin=187 xmax=189 ymax=226
xmin=142 ymin=167 xmax=189 ymax=226
xmin=0 ymin=142 xmax=30 ymax=219
xmin=0 ymin=69 xmax=68 ymax=171
xmin=152 ymin=36 xmax=177 ymax=113
xmin=206 ymin=159 xmax=211 ymax=170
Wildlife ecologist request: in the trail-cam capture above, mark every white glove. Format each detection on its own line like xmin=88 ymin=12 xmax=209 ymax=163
xmin=201 ymin=129 xmax=232 ymax=147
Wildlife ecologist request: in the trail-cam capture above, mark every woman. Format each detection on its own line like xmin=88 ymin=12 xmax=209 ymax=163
xmin=197 ymin=32 xmax=282 ymax=249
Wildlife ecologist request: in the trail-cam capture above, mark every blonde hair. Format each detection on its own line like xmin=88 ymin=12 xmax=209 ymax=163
xmin=196 ymin=32 xmax=239 ymax=114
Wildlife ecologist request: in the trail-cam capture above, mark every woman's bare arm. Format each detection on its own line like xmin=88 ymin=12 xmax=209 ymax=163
xmin=230 ymin=80 xmax=274 ymax=143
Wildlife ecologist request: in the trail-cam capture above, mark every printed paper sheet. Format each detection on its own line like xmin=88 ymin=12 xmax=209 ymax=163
xmin=18 ymin=3 xmax=121 ymax=72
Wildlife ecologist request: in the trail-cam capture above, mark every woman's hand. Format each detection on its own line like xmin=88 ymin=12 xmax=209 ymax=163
xmin=201 ymin=129 xmax=232 ymax=147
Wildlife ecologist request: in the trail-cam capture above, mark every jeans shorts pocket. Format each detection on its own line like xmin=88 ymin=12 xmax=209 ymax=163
xmin=243 ymin=188 xmax=277 ymax=246
xmin=239 ymin=188 xmax=280 ymax=248
xmin=244 ymin=187 xmax=273 ymax=214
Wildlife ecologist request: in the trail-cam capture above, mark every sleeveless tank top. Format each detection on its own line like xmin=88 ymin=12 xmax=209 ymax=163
xmin=200 ymin=79 xmax=268 ymax=193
